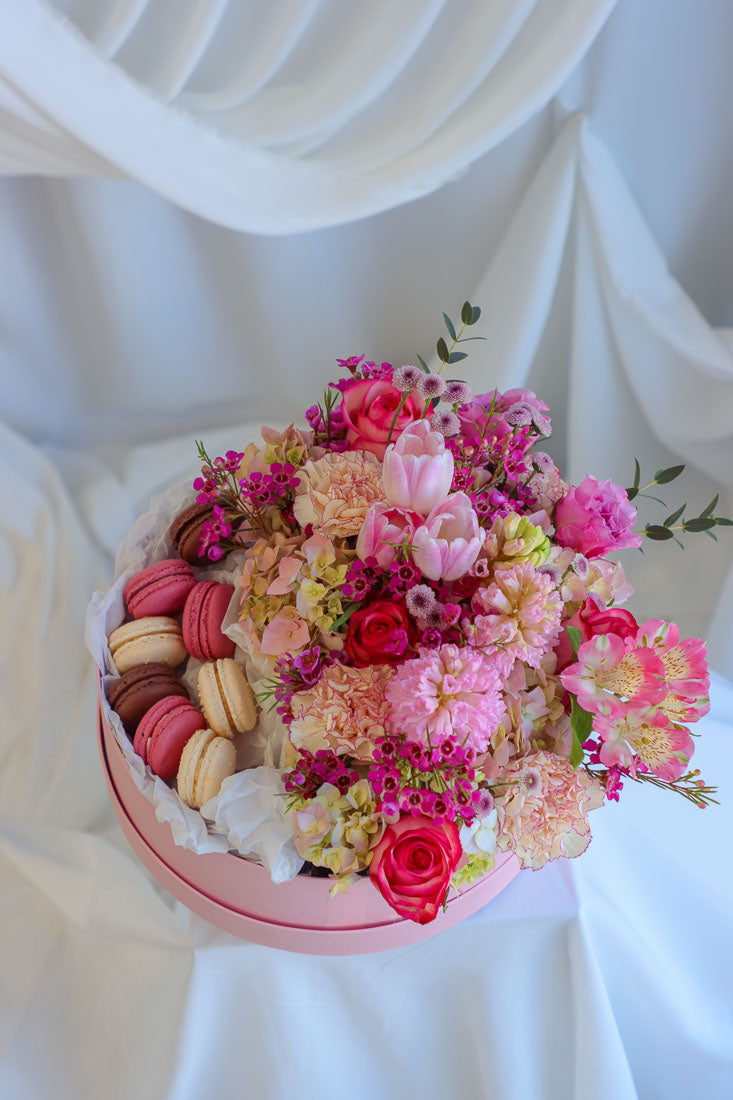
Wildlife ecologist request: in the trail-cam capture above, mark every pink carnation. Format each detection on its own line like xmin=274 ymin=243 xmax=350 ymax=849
xmin=385 ymin=644 xmax=503 ymax=753
xmin=471 ymin=561 xmax=563 ymax=672
xmin=494 ymin=751 xmax=604 ymax=870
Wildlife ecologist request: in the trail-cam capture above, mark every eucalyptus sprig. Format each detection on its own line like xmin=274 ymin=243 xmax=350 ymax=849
xmin=419 ymin=300 xmax=485 ymax=375
xmin=627 ymin=459 xmax=732 ymax=547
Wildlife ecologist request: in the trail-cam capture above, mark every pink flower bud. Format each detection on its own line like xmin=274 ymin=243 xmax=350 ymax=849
xmin=382 ymin=421 xmax=455 ymax=516
xmin=412 ymin=493 xmax=485 ymax=582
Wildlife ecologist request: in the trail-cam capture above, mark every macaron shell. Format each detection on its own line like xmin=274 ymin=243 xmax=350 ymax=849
xmin=147 ymin=705 xmax=207 ymax=781
xmin=169 ymin=502 xmax=214 ymax=565
xmin=124 ymin=559 xmax=196 ymax=619
xmin=107 ymin=663 xmax=188 ymax=733
xmin=183 ymin=582 xmax=236 ymax=661
xmin=109 ymin=617 xmax=186 ymax=673
xmin=198 ymin=662 xmax=235 ymax=738
xmin=218 ymin=659 xmax=257 ymax=733
xmin=177 ymin=728 xmax=216 ymax=807
xmin=194 ymin=736 xmax=236 ymax=808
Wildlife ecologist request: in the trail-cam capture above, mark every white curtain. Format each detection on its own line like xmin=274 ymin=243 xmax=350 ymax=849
xmin=2 ymin=3 xmax=733 ymax=1099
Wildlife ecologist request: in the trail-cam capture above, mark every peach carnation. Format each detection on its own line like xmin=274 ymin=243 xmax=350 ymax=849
xmin=471 ymin=561 xmax=563 ymax=672
xmin=494 ymin=751 xmax=604 ymax=870
xmin=293 ymin=451 xmax=384 ymax=538
xmin=289 ymin=664 xmax=393 ymax=761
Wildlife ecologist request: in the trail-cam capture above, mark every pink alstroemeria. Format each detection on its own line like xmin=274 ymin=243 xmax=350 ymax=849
xmin=594 ymin=704 xmax=694 ymax=780
xmin=412 ymin=492 xmax=485 ymax=582
xmin=560 ymin=634 xmax=666 ymax=717
xmin=356 ymin=503 xmax=423 ymax=568
xmin=382 ymin=421 xmax=454 ymax=516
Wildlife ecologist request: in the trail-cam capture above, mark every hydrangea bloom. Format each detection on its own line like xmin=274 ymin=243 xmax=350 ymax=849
xmin=385 ymin=644 xmax=503 ymax=753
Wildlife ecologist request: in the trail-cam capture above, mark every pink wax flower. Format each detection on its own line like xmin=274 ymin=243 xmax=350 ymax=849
xmin=554 ymin=476 xmax=641 ymax=559
xmin=385 ymin=644 xmax=503 ymax=753
xmin=382 ymin=421 xmax=454 ymax=516
xmin=341 ymin=376 xmax=425 ymax=459
xmin=412 ymin=492 xmax=485 ymax=582
xmin=357 ymin=503 xmax=423 ymax=568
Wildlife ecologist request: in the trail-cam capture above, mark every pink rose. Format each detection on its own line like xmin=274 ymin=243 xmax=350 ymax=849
xmin=382 ymin=421 xmax=454 ymax=516
xmin=357 ymin=503 xmax=422 ymax=568
xmin=554 ymin=598 xmax=640 ymax=671
xmin=412 ymin=492 xmax=485 ymax=581
xmin=554 ymin=477 xmax=641 ymax=559
xmin=370 ymin=815 xmax=462 ymax=924
xmin=341 ymin=378 xmax=425 ymax=459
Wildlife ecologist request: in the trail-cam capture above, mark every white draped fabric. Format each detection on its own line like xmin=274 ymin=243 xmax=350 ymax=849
xmin=2 ymin=2 xmax=733 ymax=1098
xmin=0 ymin=0 xmax=615 ymax=231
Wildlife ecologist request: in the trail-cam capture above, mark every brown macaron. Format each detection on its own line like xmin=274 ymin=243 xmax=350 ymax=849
xmin=107 ymin=663 xmax=189 ymax=735
xmin=169 ymin=502 xmax=215 ymax=565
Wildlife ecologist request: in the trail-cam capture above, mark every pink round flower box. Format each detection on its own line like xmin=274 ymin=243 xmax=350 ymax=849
xmin=98 ymin=697 xmax=520 ymax=954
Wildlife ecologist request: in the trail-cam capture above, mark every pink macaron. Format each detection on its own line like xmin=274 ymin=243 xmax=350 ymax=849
xmin=134 ymin=696 xmax=206 ymax=780
xmin=182 ymin=581 xmax=236 ymax=661
xmin=124 ymin=559 xmax=197 ymax=619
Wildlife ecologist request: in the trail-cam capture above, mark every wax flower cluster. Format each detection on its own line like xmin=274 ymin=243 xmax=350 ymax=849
xmin=193 ymin=306 xmax=718 ymax=924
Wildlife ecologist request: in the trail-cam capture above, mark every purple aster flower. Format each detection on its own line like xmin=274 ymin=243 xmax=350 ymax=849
xmin=443 ymin=381 xmax=473 ymax=405
xmin=405 ymin=584 xmax=436 ymax=618
xmin=429 ymin=409 xmax=460 ymax=437
xmin=417 ymin=373 xmax=447 ymax=401
xmin=393 ymin=364 xmax=423 ymax=393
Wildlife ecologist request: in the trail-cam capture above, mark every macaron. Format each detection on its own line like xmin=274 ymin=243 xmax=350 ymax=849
xmin=107 ymin=663 xmax=188 ymax=734
xmin=169 ymin=502 xmax=215 ymax=565
xmin=124 ymin=559 xmax=196 ymax=619
xmin=177 ymin=728 xmax=236 ymax=809
xmin=133 ymin=697 xmax=207 ymax=780
xmin=108 ymin=617 xmax=187 ymax=674
xmin=198 ymin=659 xmax=257 ymax=739
xmin=182 ymin=581 xmax=235 ymax=661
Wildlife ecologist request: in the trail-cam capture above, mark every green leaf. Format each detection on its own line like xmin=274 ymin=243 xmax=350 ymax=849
xmin=664 ymin=504 xmax=686 ymax=527
xmin=700 ymin=494 xmax=719 ymax=518
xmin=683 ymin=518 xmax=716 ymax=532
xmin=645 ymin=525 xmax=674 ymax=540
xmin=436 ymin=337 xmax=450 ymax=363
xmin=626 ymin=486 xmax=638 ymax=501
xmin=448 ymin=351 xmax=468 ymax=364
xmin=416 ymin=354 xmax=430 ymax=374
xmin=633 ymin=458 xmax=641 ymax=490
xmin=569 ymin=696 xmax=592 ymax=769
xmin=470 ymin=305 xmax=481 ymax=324
xmin=329 ymin=605 xmax=359 ymax=632
xmin=566 ymin=625 xmax=583 ymax=657
xmin=654 ymin=464 xmax=685 ymax=484
xmin=715 ymin=517 xmax=733 ymax=526
xmin=442 ymin=312 xmax=456 ymax=341
xmin=704 ymin=529 xmax=719 ymax=542
xmin=638 ymin=493 xmax=668 ymax=506
xmin=461 ymin=301 xmax=473 ymax=325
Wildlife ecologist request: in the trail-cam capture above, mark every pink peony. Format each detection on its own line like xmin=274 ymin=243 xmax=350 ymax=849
xmin=357 ymin=503 xmax=423 ymax=568
xmin=385 ymin=644 xmax=503 ymax=753
xmin=494 ymin=751 xmax=604 ymax=870
xmin=382 ymin=421 xmax=454 ymax=516
xmin=412 ymin=492 xmax=485 ymax=582
xmin=471 ymin=561 xmax=563 ymax=672
xmin=341 ymin=377 xmax=425 ymax=459
xmin=554 ymin=476 xmax=641 ymax=559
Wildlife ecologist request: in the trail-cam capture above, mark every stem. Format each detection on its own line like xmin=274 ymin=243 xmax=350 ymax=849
xmin=386 ymin=392 xmax=409 ymax=448
xmin=437 ymin=322 xmax=468 ymax=375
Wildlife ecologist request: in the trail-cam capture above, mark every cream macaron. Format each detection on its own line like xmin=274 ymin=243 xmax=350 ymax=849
xmin=198 ymin=659 xmax=257 ymax=739
xmin=177 ymin=728 xmax=236 ymax=810
xmin=108 ymin=616 xmax=187 ymax=674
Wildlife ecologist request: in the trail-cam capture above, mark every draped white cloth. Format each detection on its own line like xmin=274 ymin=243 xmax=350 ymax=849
xmin=0 ymin=0 xmax=614 ymax=231
xmin=2 ymin=2 xmax=733 ymax=1098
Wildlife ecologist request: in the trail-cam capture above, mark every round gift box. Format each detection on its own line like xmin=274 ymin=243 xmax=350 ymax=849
xmin=98 ymin=692 xmax=520 ymax=954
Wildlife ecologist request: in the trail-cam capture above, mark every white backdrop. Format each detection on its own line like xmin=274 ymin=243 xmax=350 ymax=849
xmin=2 ymin=2 xmax=733 ymax=1098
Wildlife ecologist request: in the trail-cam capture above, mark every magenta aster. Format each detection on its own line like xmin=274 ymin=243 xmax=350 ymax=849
xmin=384 ymin=644 xmax=503 ymax=753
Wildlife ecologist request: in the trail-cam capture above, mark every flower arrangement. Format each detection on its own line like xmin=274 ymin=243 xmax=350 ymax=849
xmin=178 ymin=303 xmax=722 ymax=925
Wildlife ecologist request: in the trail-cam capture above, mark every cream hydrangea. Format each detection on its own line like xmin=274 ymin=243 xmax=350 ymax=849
xmin=291 ymin=780 xmax=387 ymax=885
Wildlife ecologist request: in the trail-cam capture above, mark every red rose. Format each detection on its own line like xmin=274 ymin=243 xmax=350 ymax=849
xmin=344 ymin=600 xmax=417 ymax=666
xmin=554 ymin=598 xmax=639 ymax=671
xmin=341 ymin=378 xmax=425 ymax=459
xmin=370 ymin=815 xmax=462 ymax=924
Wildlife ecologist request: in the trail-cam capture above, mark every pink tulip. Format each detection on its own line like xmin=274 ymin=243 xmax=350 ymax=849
xmin=357 ymin=503 xmax=423 ymax=568
xmin=412 ymin=493 xmax=485 ymax=581
xmin=382 ymin=421 xmax=454 ymax=516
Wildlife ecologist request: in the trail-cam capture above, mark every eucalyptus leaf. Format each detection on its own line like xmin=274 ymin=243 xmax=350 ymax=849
xmin=664 ymin=504 xmax=686 ymax=527
xmin=704 ymin=529 xmax=719 ymax=542
xmin=461 ymin=301 xmax=473 ymax=325
xmin=683 ymin=518 xmax=716 ymax=532
xmin=442 ymin=312 xmax=456 ymax=340
xmin=470 ymin=305 xmax=481 ymax=324
xmin=701 ymin=494 xmax=719 ymax=518
xmin=645 ymin=525 xmax=674 ymax=540
xmin=715 ymin=517 xmax=733 ymax=526
xmin=436 ymin=337 xmax=450 ymax=363
xmin=448 ymin=351 xmax=468 ymax=364
xmin=416 ymin=354 xmax=430 ymax=373
xmin=654 ymin=464 xmax=685 ymax=484
xmin=633 ymin=458 xmax=641 ymax=490
xmin=626 ymin=487 xmax=638 ymax=501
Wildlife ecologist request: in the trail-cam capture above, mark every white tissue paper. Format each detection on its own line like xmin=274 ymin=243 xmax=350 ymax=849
xmin=85 ymin=478 xmax=299 ymax=879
